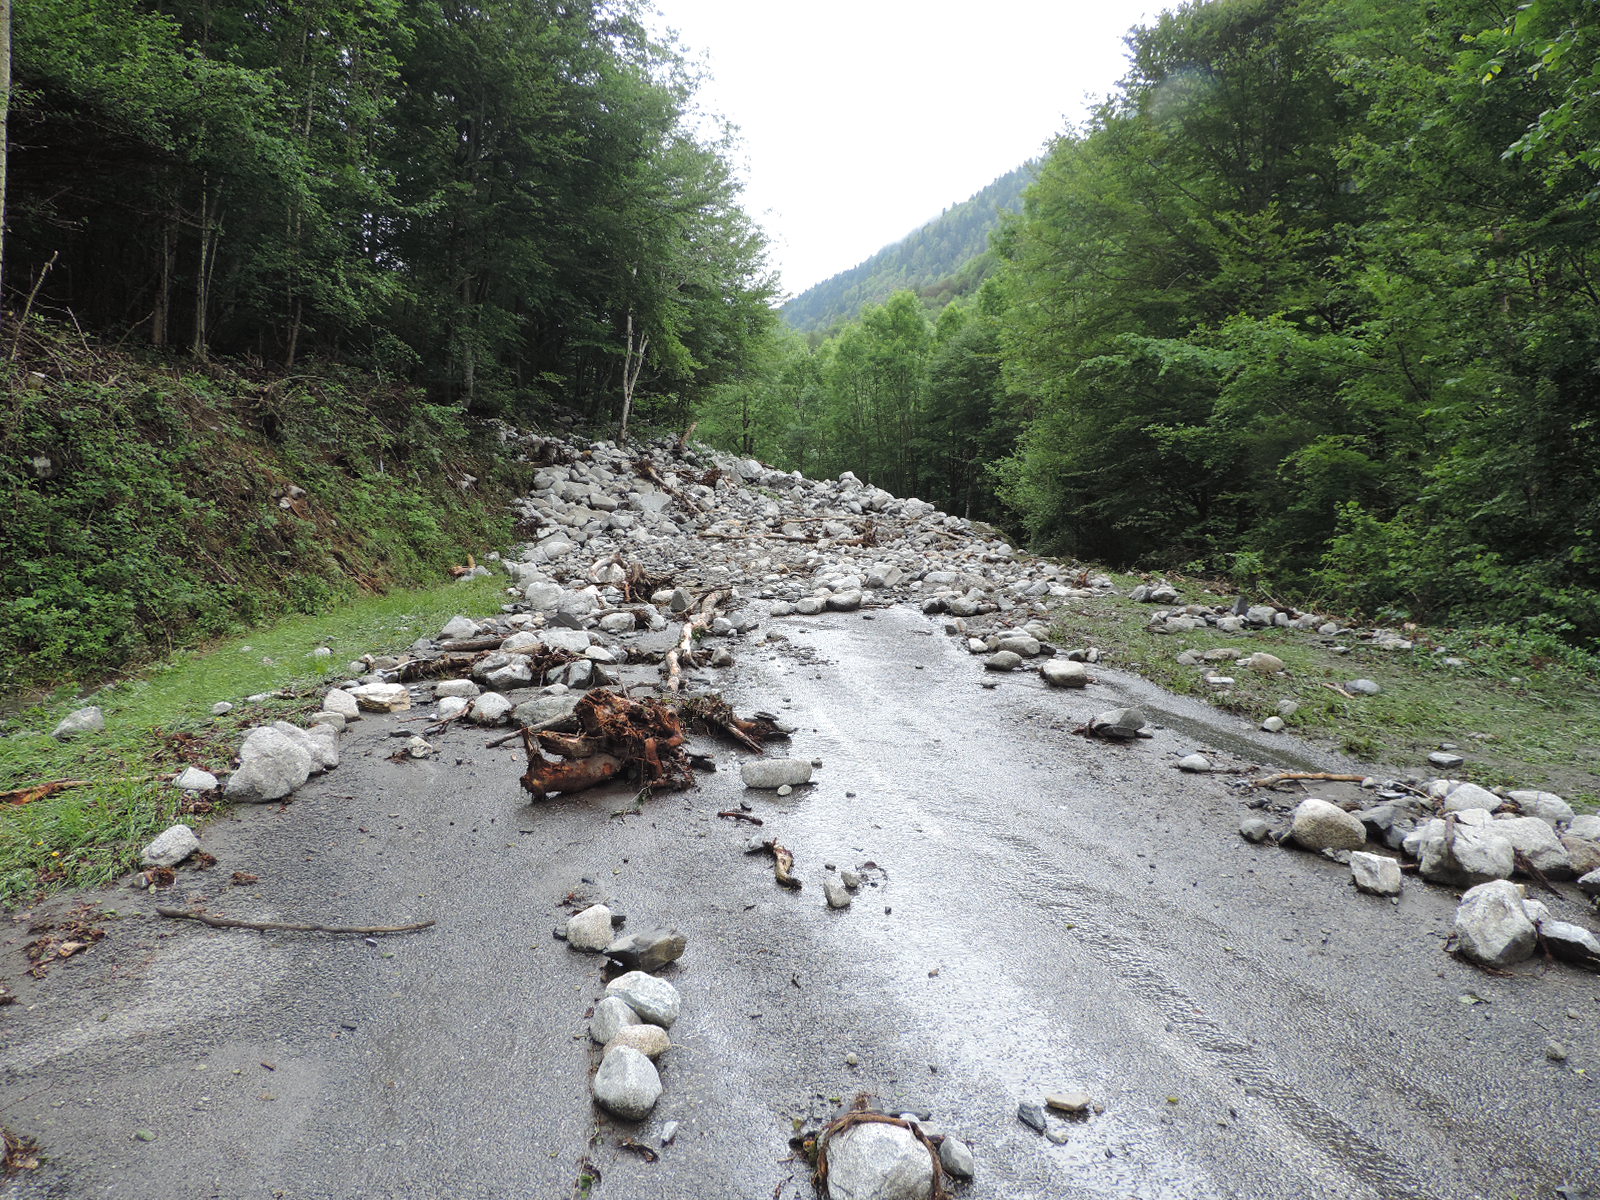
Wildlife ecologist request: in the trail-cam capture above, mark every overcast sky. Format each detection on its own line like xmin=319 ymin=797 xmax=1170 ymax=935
xmin=647 ymin=0 xmax=1166 ymax=299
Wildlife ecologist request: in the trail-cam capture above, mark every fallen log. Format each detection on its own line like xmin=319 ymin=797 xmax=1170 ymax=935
xmin=664 ymin=590 xmax=727 ymax=693
xmin=156 ymin=907 xmax=434 ymax=935
xmin=521 ymin=750 xmax=625 ymax=800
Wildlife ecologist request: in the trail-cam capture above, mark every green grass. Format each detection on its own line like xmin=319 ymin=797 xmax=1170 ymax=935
xmin=1046 ymin=572 xmax=1600 ymax=809
xmin=0 ymin=574 xmax=507 ymax=905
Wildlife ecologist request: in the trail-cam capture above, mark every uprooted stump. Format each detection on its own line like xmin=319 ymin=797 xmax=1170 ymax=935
xmin=674 ymin=693 xmax=790 ymax=752
xmin=521 ymin=689 xmax=693 ymax=801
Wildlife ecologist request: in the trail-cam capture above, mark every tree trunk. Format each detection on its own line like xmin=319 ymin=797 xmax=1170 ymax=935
xmin=617 ymin=308 xmax=647 ymax=445
xmin=0 ymin=0 xmax=11 ymax=312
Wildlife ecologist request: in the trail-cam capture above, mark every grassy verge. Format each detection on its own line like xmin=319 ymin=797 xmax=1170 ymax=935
xmin=0 ymin=574 xmax=507 ymax=906
xmin=1045 ymin=572 xmax=1600 ymax=809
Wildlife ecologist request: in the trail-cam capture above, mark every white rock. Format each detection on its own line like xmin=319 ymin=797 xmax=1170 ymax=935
xmin=824 ymin=876 xmax=853 ymax=908
xmin=435 ymin=679 xmax=480 ymax=698
xmin=321 ymin=687 xmax=360 ymax=718
xmin=141 ymin=824 xmax=200 ymax=868
xmin=174 ymin=767 xmax=218 ymax=791
xmin=742 ymin=759 xmax=813 ymax=789
xmin=590 ymin=995 xmax=642 ymax=1044
xmin=225 ymin=726 xmax=314 ymax=803
xmin=1289 ymin=798 xmax=1366 ymax=852
xmin=1177 ymin=754 xmax=1212 ymax=773
xmin=211 ymin=702 xmax=234 ymax=716
xmin=270 ymin=721 xmax=338 ymax=772
xmin=567 ymin=904 xmax=614 ymax=951
xmin=470 ymin=692 xmax=514 ymax=726
xmin=605 ymin=971 xmax=681 ymax=1027
xmin=1243 ymin=652 xmax=1284 ymax=674
xmin=1453 ymin=880 xmax=1537 ymax=967
xmin=1039 ymin=660 xmax=1088 ymax=688
xmin=1350 ymin=851 xmax=1402 ymax=896
xmin=592 ymin=1046 xmax=662 ymax=1121
xmin=436 ymin=696 xmax=469 ymax=721
xmin=311 ymin=711 xmax=347 ymax=732
xmin=52 ymin=707 xmax=104 ymax=740
xmin=1260 ymin=716 xmax=1286 ymax=733
xmin=1569 ymin=815 xmax=1600 ymax=841
xmin=1430 ymin=779 xmax=1500 ymax=813
xmin=823 ymin=1120 xmax=935 ymax=1200
xmin=1507 ymin=790 xmax=1574 ymax=826
xmin=351 ymin=683 xmax=411 ymax=712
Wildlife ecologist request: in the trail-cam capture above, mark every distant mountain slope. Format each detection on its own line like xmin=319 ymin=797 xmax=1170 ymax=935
xmin=782 ymin=163 xmax=1035 ymax=333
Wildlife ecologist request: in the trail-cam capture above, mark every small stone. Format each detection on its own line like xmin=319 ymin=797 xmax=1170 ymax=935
xmin=824 ymin=877 xmax=853 ymax=909
xmin=435 ymin=679 xmax=481 ymax=699
xmin=605 ymin=1023 xmax=670 ymax=1060
xmin=174 ymin=767 xmax=218 ymax=791
xmin=1547 ymin=1041 xmax=1568 ymax=1062
xmin=1239 ymin=817 xmax=1272 ymax=844
xmin=1017 ymin=1102 xmax=1047 ymax=1133
xmin=592 ymin=1046 xmax=662 ymax=1121
xmin=566 ymin=904 xmax=614 ymax=952
xmin=470 ymin=692 xmax=514 ymax=726
xmin=985 ymin=650 xmax=1023 ymax=671
xmin=1345 ymin=679 xmax=1381 ymax=696
xmin=52 ymin=707 xmax=105 ymax=740
xmin=321 ymin=687 xmax=360 ymax=718
xmin=741 ymin=759 xmax=812 ymax=789
xmin=141 ymin=824 xmax=200 ymax=868
xmin=350 ymin=683 xmax=410 ymax=712
xmin=660 ymin=1120 xmax=680 ymax=1146
xmin=1046 ymin=1128 xmax=1071 ymax=1145
xmin=1177 ymin=753 xmax=1211 ymax=773
xmin=1040 ymin=660 xmax=1089 ymax=688
xmin=1428 ymin=751 xmax=1466 ymax=769
xmin=841 ymin=870 xmax=862 ymax=889
xmin=605 ymin=971 xmax=681 ymax=1027
xmin=1541 ymin=921 xmax=1600 ymax=972
xmin=1276 ymin=699 xmax=1299 ymax=718
xmin=1260 ymin=716 xmax=1285 ymax=733
xmin=846 ymin=1052 xmax=861 ymax=1066
xmin=1088 ymin=708 xmax=1146 ymax=740
xmin=777 ymin=784 xmax=793 ymax=796
xmin=1349 ymin=851 xmax=1402 ymax=896
xmin=211 ymin=702 xmax=234 ymax=716
xmin=1243 ymin=652 xmax=1284 ymax=674
xmin=439 ymin=615 xmax=479 ymax=640
xmin=134 ymin=1129 xmax=157 ymax=1143
xmin=1046 ymin=1092 xmax=1093 ymax=1115
xmin=939 ymin=1137 xmax=976 ymax=1180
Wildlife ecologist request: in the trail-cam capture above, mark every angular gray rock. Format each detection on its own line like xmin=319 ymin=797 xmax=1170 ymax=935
xmin=141 ymin=824 xmax=200 ymax=868
xmin=822 ymin=1120 xmax=935 ymax=1200
xmin=1428 ymin=751 xmax=1466 ymax=769
xmin=939 ymin=1137 xmax=975 ymax=1181
xmin=270 ymin=721 xmax=339 ymax=773
xmin=1349 ymin=851 xmax=1402 ymax=897
xmin=321 ymin=687 xmax=360 ymax=719
xmin=741 ymin=758 xmax=813 ymax=789
xmin=1239 ymin=817 xmax=1272 ymax=843
xmin=350 ymin=683 xmax=410 ymax=712
xmin=1453 ymin=880 xmax=1537 ymax=967
xmin=435 ymin=679 xmax=481 ymax=699
xmin=605 ymin=929 xmax=687 ymax=973
xmin=225 ymin=726 xmax=314 ymax=803
xmin=1540 ymin=920 xmax=1600 ymax=972
xmin=1087 ymin=708 xmax=1146 ymax=740
xmin=591 ymin=1046 xmax=662 ymax=1121
xmin=1418 ymin=821 xmax=1515 ymax=888
xmin=1345 ymin=679 xmax=1381 ymax=696
xmin=1507 ymin=789 xmax=1574 ymax=826
xmin=1435 ymin=780 xmax=1500 ymax=814
xmin=824 ymin=876 xmax=853 ymax=909
xmin=1289 ymin=798 xmax=1366 ymax=852
xmin=566 ymin=904 xmax=614 ymax=951
xmin=1243 ymin=652 xmax=1284 ymax=674
xmin=1488 ymin=816 xmax=1572 ymax=877
xmin=470 ymin=693 xmax=515 ymax=726
xmin=439 ymin=615 xmax=478 ymax=640
xmin=605 ymin=971 xmax=681 ymax=1027
xmin=174 ymin=767 xmax=218 ymax=792
xmin=1579 ymin=868 xmax=1600 ymax=898
xmin=52 ymin=707 xmax=105 ymax=740
xmin=590 ymin=995 xmax=643 ymax=1045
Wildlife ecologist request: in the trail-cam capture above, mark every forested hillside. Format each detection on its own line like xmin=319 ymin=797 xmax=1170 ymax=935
xmin=7 ymin=0 xmax=774 ymax=422
xmin=702 ymin=0 xmax=1600 ymax=645
xmin=1 ymin=0 xmax=775 ymax=686
xmin=780 ymin=164 xmax=1032 ymax=335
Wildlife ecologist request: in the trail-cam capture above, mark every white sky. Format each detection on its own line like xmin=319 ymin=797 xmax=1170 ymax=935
xmin=647 ymin=0 xmax=1166 ymax=298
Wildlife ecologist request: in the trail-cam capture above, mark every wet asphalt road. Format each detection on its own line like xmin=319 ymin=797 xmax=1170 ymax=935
xmin=2 ymin=606 xmax=1598 ymax=1200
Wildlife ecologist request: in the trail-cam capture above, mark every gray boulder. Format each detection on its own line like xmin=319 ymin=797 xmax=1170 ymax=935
xmin=590 ymin=995 xmax=642 ymax=1045
xmin=514 ymin=693 xmax=580 ymax=728
xmin=439 ymin=615 xmax=478 ymax=640
xmin=1579 ymin=868 xmax=1600 ymax=898
xmin=270 ymin=721 xmax=338 ymax=773
xmin=1418 ymin=820 xmax=1515 ymax=887
xmin=226 ymin=726 xmax=314 ymax=803
xmin=174 ymin=767 xmax=218 ymax=792
xmin=1569 ymin=815 xmax=1600 ymax=841
xmin=592 ymin=1046 xmax=662 ymax=1121
xmin=605 ymin=971 xmax=681 ymax=1027
xmin=141 ymin=824 xmax=200 ymax=868
xmin=566 ymin=903 xmax=614 ymax=951
xmin=1541 ymin=921 xmax=1600 ymax=972
xmin=605 ymin=929 xmax=687 ymax=973
xmin=1239 ymin=817 xmax=1273 ymax=843
xmin=435 ymin=679 xmax=480 ymax=699
xmin=52 ymin=707 xmax=105 ymax=740
xmin=1345 ymin=679 xmax=1381 ymax=696
xmin=470 ymin=692 xmax=515 ymax=726
xmin=1453 ymin=880 xmax=1537 ymax=967
xmin=939 ymin=1138 xmax=975 ymax=1181
xmin=321 ymin=687 xmax=360 ymax=719
xmin=984 ymin=651 xmax=1022 ymax=671
xmin=827 ymin=590 xmax=864 ymax=612
xmin=822 ymin=1120 xmax=935 ymax=1200
xmin=1432 ymin=780 xmax=1501 ymax=814
xmin=1289 ymin=798 xmax=1366 ymax=852
xmin=1489 ymin=816 xmax=1572 ymax=877
xmin=1507 ymin=790 xmax=1574 ymax=826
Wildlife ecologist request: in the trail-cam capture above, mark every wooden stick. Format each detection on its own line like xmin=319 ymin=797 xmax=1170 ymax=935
xmin=485 ymin=712 xmax=580 ymax=748
xmin=156 ymin=906 xmax=435 ymax=935
xmin=1248 ymin=771 xmax=1369 ymax=788
xmin=1 ymin=780 xmax=93 ymax=806
xmin=1320 ymin=682 xmax=1358 ymax=700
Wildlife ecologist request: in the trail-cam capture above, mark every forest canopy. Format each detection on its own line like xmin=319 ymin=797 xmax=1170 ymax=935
xmin=7 ymin=0 xmax=775 ymax=422
xmin=699 ymin=0 xmax=1600 ymax=643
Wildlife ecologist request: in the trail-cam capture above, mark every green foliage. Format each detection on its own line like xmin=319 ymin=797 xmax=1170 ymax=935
xmin=0 ymin=338 xmax=519 ymax=690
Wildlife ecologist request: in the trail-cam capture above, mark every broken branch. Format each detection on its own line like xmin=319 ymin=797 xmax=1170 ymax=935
xmin=1247 ymin=772 xmax=1370 ymax=788
xmin=155 ymin=907 xmax=435 ymax=935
